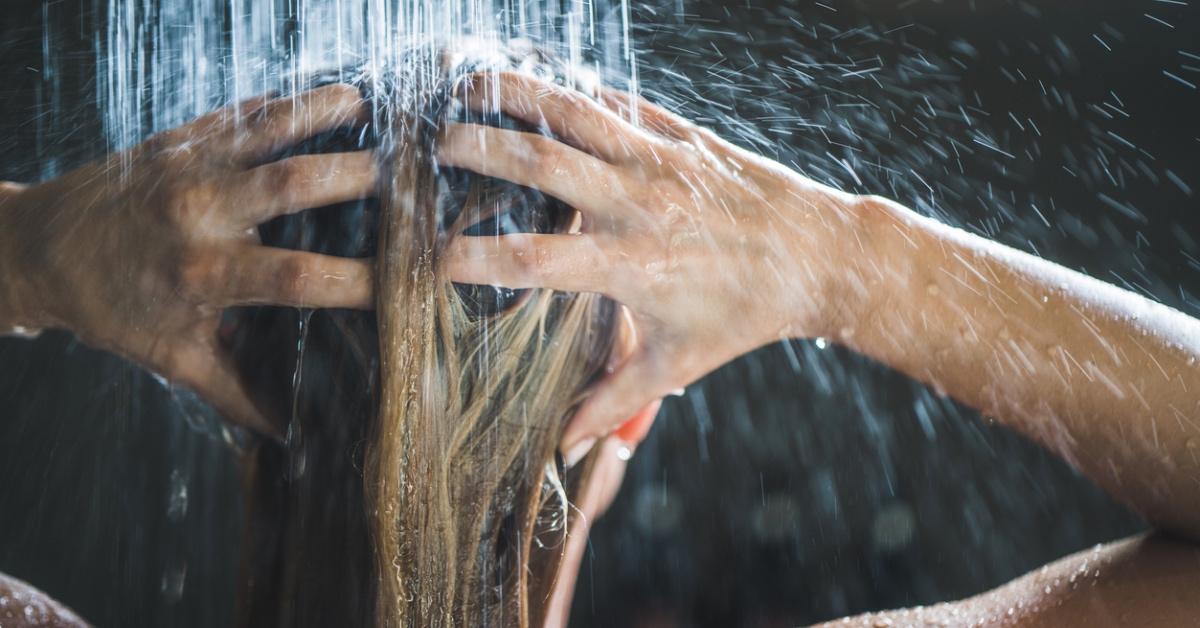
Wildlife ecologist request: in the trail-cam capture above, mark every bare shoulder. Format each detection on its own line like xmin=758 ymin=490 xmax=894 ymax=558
xmin=0 ymin=572 xmax=90 ymax=628
xmin=814 ymin=533 xmax=1200 ymax=627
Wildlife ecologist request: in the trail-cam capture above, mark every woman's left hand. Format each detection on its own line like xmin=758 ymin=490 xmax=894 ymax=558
xmin=438 ymin=72 xmax=869 ymax=453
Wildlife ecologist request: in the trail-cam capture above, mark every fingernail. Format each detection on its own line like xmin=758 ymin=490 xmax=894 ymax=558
xmin=563 ymin=437 xmax=597 ymax=468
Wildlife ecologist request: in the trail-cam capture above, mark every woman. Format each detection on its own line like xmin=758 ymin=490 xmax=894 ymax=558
xmin=1 ymin=55 xmax=1198 ymax=628
xmin=1 ymin=44 xmax=657 ymax=628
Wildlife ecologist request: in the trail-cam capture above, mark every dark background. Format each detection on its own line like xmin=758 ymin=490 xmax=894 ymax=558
xmin=1 ymin=1 xmax=1197 ymax=626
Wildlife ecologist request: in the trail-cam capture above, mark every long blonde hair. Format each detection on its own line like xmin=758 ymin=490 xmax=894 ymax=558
xmin=233 ymin=44 xmax=616 ymax=628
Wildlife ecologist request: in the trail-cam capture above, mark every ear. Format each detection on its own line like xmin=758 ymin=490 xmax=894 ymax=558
xmin=613 ymin=397 xmax=662 ymax=445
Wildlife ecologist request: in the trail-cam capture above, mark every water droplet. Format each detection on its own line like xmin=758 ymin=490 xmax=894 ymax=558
xmin=814 ymin=337 xmax=828 ymax=350
xmin=161 ymin=564 xmax=187 ymax=602
xmin=871 ymin=501 xmax=917 ymax=552
xmin=167 ymin=469 xmax=188 ymax=522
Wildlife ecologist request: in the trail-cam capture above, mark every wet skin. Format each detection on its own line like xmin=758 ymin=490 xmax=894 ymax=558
xmin=0 ymin=84 xmax=378 ymax=435
xmin=441 ymin=72 xmax=1200 ymax=623
xmin=3 ymin=74 xmax=1200 ymax=625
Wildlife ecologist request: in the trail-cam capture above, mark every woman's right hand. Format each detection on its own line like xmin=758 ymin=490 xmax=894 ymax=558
xmin=438 ymin=72 xmax=871 ymax=454
xmin=0 ymin=84 xmax=377 ymax=435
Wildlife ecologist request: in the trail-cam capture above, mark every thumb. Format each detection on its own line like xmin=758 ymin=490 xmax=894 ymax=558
xmin=171 ymin=340 xmax=283 ymax=441
xmin=562 ymin=350 xmax=671 ymax=459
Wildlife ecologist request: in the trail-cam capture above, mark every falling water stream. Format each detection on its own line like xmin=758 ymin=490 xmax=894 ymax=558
xmin=95 ymin=0 xmax=643 ymax=151
xmin=3 ymin=0 xmax=1198 ymax=625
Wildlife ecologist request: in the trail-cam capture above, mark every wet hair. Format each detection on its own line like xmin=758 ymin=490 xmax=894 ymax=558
xmin=229 ymin=42 xmax=617 ymax=627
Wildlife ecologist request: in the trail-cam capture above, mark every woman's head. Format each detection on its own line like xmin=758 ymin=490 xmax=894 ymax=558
xmin=230 ymin=41 xmax=618 ymax=627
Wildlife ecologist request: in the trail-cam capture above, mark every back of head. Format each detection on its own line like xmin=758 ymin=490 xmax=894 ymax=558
xmin=230 ymin=41 xmax=616 ymax=628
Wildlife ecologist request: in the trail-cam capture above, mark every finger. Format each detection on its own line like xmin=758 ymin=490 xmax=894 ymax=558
xmin=169 ymin=340 xmax=282 ymax=438
xmin=561 ymin=350 xmax=675 ymax=454
xmin=595 ymin=87 xmax=695 ymax=141
xmin=219 ymin=247 xmax=373 ymax=309
xmin=163 ymin=93 xmax=280 ymax=146
xmin=229 ymin=83 xmax=369 ymax=163
xmin=459 ymin=71 xmax=658 ymax=162
xmin=228 ymin=151 xmax=378 ymax=226
xmin=438 ymin=123 xmax=629 ymax=217
xmin=443 ymin=233 xmax=612 ymax=295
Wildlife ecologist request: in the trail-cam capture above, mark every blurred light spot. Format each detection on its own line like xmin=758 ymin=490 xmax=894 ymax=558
xmin=631 ymin=487 xmax=683 ymax=535
xmin=750 ymin=493 xmax=801 ymax=543
xmin=871 ymin=501 xmax=916 ymax=553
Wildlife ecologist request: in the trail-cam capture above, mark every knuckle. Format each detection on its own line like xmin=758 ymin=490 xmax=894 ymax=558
xmin=170 ymin=182 xmax=219 ymax=226
xmin=495 ymin=70 xmax=521 ymax=85
xmin=583 ymin=256 xmax=613 ymax=294
xmin=533 ymin=243 xmax=556 ymax=273
xmin=324 ymin=82 xmax=362 ymax=107
xmin=610 ymin=188 xmax=641 ymax=216
xmin=157 ymin=180 xmax=187 ymax=218
xmin=269 ymin=159 xmax=304 ymax=195
xmin=529 ymin=136 xmax=564 ymax=172
xmin=140 ymin=131 xmax=177 ymax=157
xmin=508 ymin=240 xmax=539 ymax=280
xmin=157 ymin=177 xmax=188 ymax=207
xmin=321 ymin=82 xmax=359 ymax=99
xmin=275 ymin=256 xmax=313 ymax=302
xmin=174 ymin=249 xmax=220 ymax=301
xmin=249 ymin=98 xmax=290 ymax=131
xmin=623 ymin=183 xmax=654 ymax=211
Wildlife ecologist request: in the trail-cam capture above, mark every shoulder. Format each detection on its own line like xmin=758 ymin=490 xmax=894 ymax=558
xmin=813 ymin=533 xmax=1200 ymax=627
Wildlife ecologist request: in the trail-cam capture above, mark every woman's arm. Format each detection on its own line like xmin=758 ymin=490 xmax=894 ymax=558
xmin=822 ymin=533 xmax=1200 ymax=627
xmin=838 ymin=197 xmax=1200 ymax=539
xmin=438 ymin=72 xmax=1200 ymax=540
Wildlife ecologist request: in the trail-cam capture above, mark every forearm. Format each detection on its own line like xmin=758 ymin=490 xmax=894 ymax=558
xmin=833 ymin=196 xmax=1200 ymax=538
xmin=819 ymin=533 xmax=1200 ymax=627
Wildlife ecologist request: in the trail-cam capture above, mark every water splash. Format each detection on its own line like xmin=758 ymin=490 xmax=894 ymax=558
xmin=96 ymin=0 xmax=643 ymax=148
